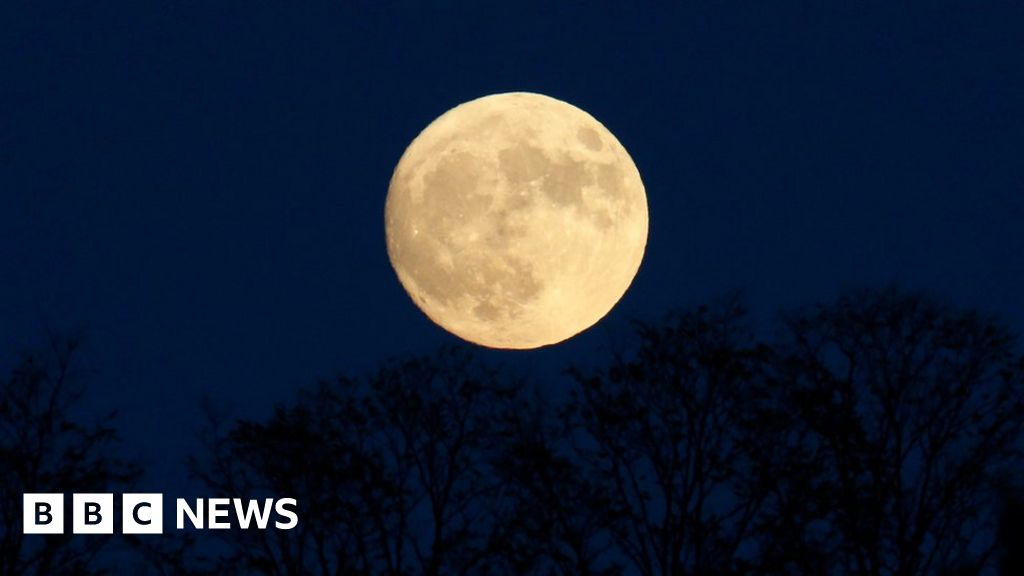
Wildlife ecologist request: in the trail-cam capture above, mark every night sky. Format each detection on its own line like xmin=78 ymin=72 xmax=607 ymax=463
xmin=3 ymin=2 xmax=1023 ymax=492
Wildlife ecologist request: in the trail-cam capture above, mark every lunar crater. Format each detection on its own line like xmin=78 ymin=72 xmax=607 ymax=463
xmin=577 ymin=127 xmax=602 ymax=150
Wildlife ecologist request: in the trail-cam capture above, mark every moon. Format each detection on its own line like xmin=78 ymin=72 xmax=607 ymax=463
xmin=385 ymin=92 xmax=648 ymax=349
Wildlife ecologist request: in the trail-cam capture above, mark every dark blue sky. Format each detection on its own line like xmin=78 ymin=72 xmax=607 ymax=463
xmin=3 ymin=2 xmax=1023 ymax=488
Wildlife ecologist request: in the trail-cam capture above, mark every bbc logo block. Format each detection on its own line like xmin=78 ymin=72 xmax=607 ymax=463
xmin=72 ymin=493 xmax=114 ymax=534
xmin=23 ymin=493 xmax=164 ymax=535
xmin=23 ymin=494 xmax=63 ymax=534
xmin=23 ymin=493 xmax=296 ymax=533
xmin=123 ymin=493 xmax=163 ymax=534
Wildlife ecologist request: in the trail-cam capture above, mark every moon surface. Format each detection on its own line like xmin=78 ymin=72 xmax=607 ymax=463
xmin=385 ymin=92 xmax=648 ymax=349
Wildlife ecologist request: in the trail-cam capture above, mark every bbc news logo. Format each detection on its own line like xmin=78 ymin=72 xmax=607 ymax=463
xmin=23 ymin=493 xmax=298 ymax=534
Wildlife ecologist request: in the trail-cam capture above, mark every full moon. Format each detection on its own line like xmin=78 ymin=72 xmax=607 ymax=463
xmin=385 ymin=92 xmax=648 ymax=349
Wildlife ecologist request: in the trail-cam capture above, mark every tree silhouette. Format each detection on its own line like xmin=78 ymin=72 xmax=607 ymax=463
xmin=490 ymin=388 xmax=623 ymax=575
xmin=564 ymin=297 xmax=776 ymax=576
xmin=0 ymin=337 xmax=141 ymax=576
xmin=763 ymin=288 xmax=1024 ymax=576
xmin=186 ymin=346 xmax=554 ymax=576
xmin=174 ymin=287 xmax=1024 ymax=576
